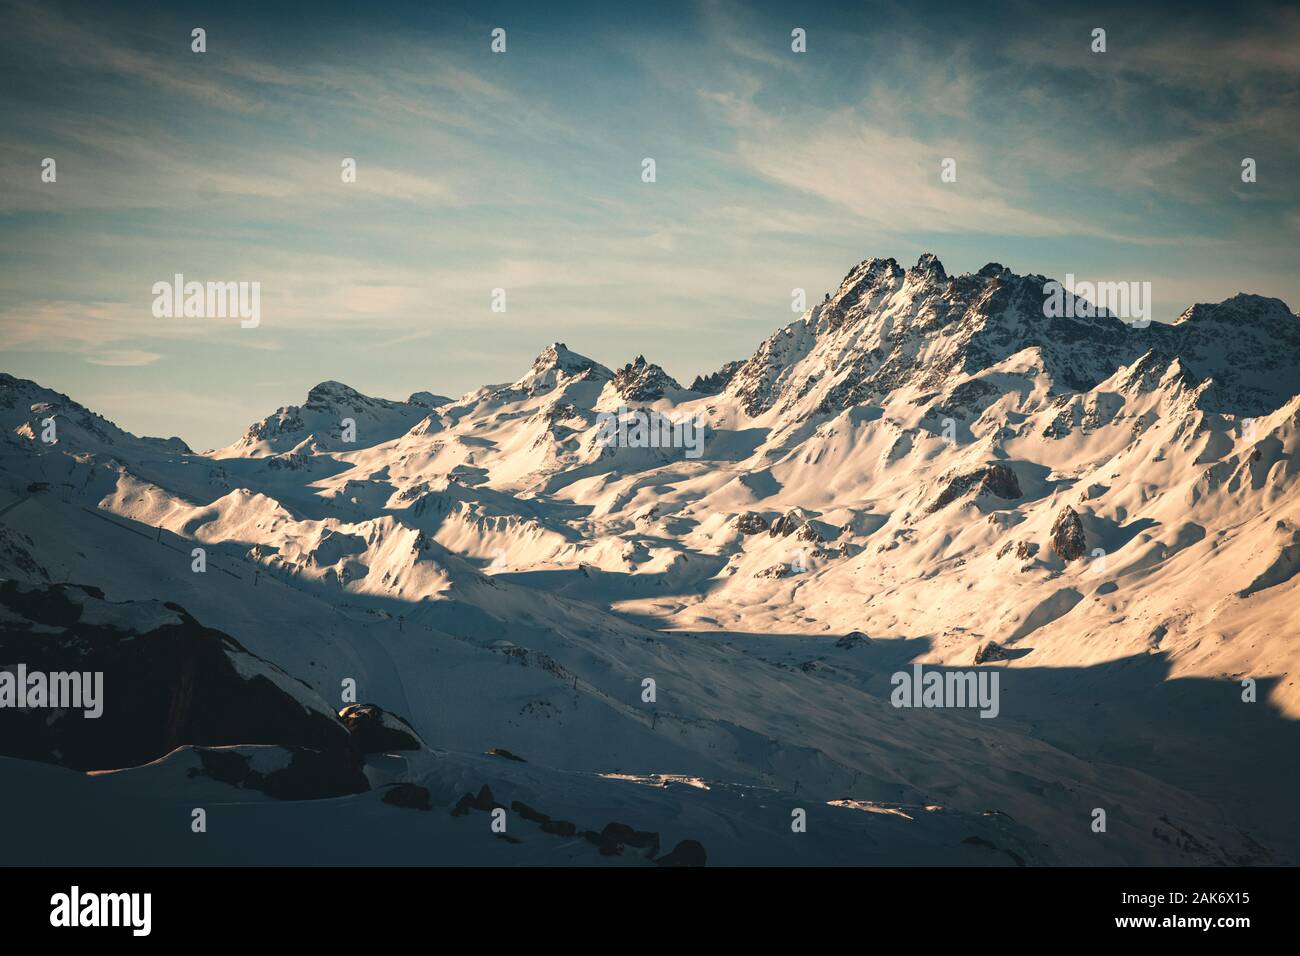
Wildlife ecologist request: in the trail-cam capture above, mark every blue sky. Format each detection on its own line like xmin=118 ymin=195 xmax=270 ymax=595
xmin=2 ymin=0 xmax=1298 ymax=449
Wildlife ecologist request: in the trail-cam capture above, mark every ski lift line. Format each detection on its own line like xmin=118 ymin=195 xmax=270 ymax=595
xmin=77 ymin=505 xmax=154 ymax=540
xmin=68 ymin=506 xmax=252 ymax=580
xmin=0 ymin=495 xmax=32 ymax=519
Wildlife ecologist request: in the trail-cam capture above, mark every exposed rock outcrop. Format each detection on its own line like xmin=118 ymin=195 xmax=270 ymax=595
xmin=974 ymin=640 xmax=1013 ymax=664
xmin=927 ymin=464 xmax=1023 ymax=513
xmin=690 ymin=360 xmax=743 ymax=395
xmin=612 ymin=355 xmax=682 ymax=402
xmin=381 ymin=782 xmax=433 ymax=810
xmin=655 ymin=839 xmax=707 ymax=867
xmin=338 ymin=703 xmax=424 ymax=754
xmin=0 ymin=582 xmax=360 ymax=775
xmin=1050 ymin=506 xmax=1087 ymax=561
xmin=185 ymin=744 xmax=370 ymax=800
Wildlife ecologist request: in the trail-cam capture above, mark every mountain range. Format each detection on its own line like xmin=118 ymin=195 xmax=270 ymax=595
xmin=3 ymin=253 xmax=1298 ymax=866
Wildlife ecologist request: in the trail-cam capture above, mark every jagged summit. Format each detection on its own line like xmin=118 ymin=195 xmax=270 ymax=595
xmin=908 ymin=252 xmax=948 ymax=282
xmin=722 ymin=253 xmax=1299 ymax=421
xmin=531 ymin=343 xmax=608 ymax=377
xmin=612 ymin=355 xmax=683 ymax=402
xmin=4 ymin=249 xmax=1300 ymax=868
xmin=726 ymin=254 xmax=1144 ymax=419
xmin=512 ymin=343 xmax=613 ymax=398
xmin=690 ymin=360 xmax=743 ymax=395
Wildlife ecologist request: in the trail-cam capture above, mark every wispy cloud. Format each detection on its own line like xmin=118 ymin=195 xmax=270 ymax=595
xmin=85 ymin=349 xmax=162 ymax=367
xmin=1 ymin=0 xmax=1297 ymax=450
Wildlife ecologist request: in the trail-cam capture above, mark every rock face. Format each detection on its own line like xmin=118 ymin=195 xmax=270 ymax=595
xmin=451 ymin=784 xmax=504 ymax=816
xmin=974 ymin=640 xmax=1013 ymax=664
xmin=720 ymin=254 xmax=1300 ymax=424
xmin=835 ymin=631 xmax=870 ymax=649
xmin=381 ymin=782 xmax=433 ymax=810
xmin=511 ymin=799 xmax=578 ymax=837
xmin=1160 ymin=294 xmax=1300 ymax=416
xmin=689 ymin=360 xmax=743 ymax=395
xmin=725 ymin=254 xmax=1145 ymax=420
xmin=655 ymin=839 xmax=708 ymax=867
xmin=928 ymin=464 xmax=1023 ymax=513
xmin=764 ymin=509 xmax=832 ymax=543
xmin=0 ymin=527 xmax=49 ymax=582
xmin=338 ymin=703 xmax=424 ymax=754
xmin=514 ymin=343 xmax=612 ymax=396
xmin=734 ymin=513 xmax=770 ymax=535
xmin=998 ymin=540 xmax=1039 ymax=561
xmin=769 ymin=511 xmax=802 ymax=536
xmin=612 ymin=356 xmax=682 ymax=402
xmin=1050 ymin=506 xmax=1087 ymax=561
xmin=0 ymin=581 xmax=360 ymax=774
xmin=185 ymin=744 xmax=370 ymax=800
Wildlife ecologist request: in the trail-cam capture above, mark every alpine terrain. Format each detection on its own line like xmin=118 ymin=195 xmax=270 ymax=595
xmin=3 ymin=254 xmax=1298 ymax=866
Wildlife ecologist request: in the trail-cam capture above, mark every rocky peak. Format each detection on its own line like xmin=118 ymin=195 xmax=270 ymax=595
xmin=908 ymin=253 xmax=948 ymax=283
xmin=1174 ymin=293 xmax=1294 ymax=327
xmin=530 ymin=343 xmax=609 ymax=379
xmin=1050 ymin=506 xmax=1087 ymax=561
xmin=1154 ymin=295 xmax=1300 ymax=416
xmin=613 ymin=356 xmax=681 ymax=402
xmin=690 ymin=360 xmax=743 ymax=395
xmin=305 ymin=380 xmax=365 ymax=410
xmin=515 ymin=343 xmax=612 ymax=396
xmin=724 ymin=252 xmax=1286 ymax=422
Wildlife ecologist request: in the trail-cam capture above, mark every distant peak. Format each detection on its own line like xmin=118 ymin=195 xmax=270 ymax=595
xmin=306 ymin=380 xmax=360 ymax=403
xmin=860 ymin=256 xmax=901 ymax=277
xmin=1175 ymin=293 xmax=1294 ymax=326
xmin=517 ymin=344 xmax=612 ymax=393
xmin=532 ymin=342 xmax=602 ymax=374
xmin=613 ymin=355 xmax=681 ymax=401
xmin=407 ymin=390 xmax=453 ymax=408
xmin=909 ymin=253 xmax=947 ymax=281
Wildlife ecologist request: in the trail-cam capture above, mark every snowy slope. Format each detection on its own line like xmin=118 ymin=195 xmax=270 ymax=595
xmin=2 ymin=252 xmax=1298 ymax=866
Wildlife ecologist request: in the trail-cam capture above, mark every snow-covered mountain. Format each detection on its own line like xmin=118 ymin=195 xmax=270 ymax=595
xmin=3 ymin=253 xmax=1298 ymax=866
xmin=220 ymin=379 xmax=449 ymax=457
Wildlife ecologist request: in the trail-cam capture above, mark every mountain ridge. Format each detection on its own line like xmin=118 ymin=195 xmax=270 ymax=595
xmin=3 ymin=252 xmax=1298 ymax=866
